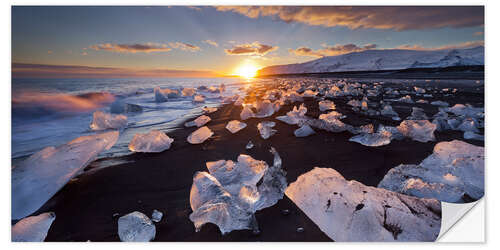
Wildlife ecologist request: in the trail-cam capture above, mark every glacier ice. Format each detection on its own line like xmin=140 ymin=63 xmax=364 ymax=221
xmin=378 ymin=140 xmax=484 ymax=203
xmin=397 ymin=120 xmax=436 ymax=143
xmin=294 ymin=124 xmax=315 ymax=137
xmin=189 ymin=149 xmax=286 ymax=234
xmin=129 ymin=130 xmax=174 ymax=153
xmin=407 ymin=107 xmax=428 ymax=120
xmin=226 ymin=120 xmax=247 ymax=134
xmin=193 ymin=95 xmax=205 ymax=103
xmin=285 ymin=167 xmax=441 ymax=242
xmin=12 ymin=131 xmax=119 ymax=220
xmin=276 ymin=104 xmax=307 ymax=125
xmin=395 ymin=95 xmax=414 ymax=103
xmin=110 ymin=100 xmax=142 ymax=114
xmin=464 ymin=131 xmax=484 ymax=141
xmin=319 ymin=111 xmax=344 ymax=122
xmin=154 ymin=87 xmax=180 ymax=102
xmin=414 ymin=87 xmax=426 ymax=94
xmin=182 ymin=87 xmax=196 ymax=97
xmin=257 ymin=121 xmax=277 ymax=139
xmin=431 ymin=101 xmax=449 ymax=107
xmin=416 ymin=99 xmax=428 ymax=104
xmin=380 ymin=104 xmax=399 ymax=118
xmin=349 ymin=131 xmax=392 ymax=147
xmin=318 ymin=100 xmax=336 ymax=111
xmin=457 ymin=118 xmax=479 ymax=133
xmin=151 ymin=210 xmax=163 ymax=223
xmin=253 ymin=100 xmax=278 ymax=118
xmin=185 ymin=115 xmax=211 ymax=128
xmin=246 ymin=140 xmax=254 ymax=149
xmin=187 ymin=126 xmax=213 ymax=144
xmin=12 ymin=212 xmax=56 ymax=242
xmin=89 ymin=110 xmax=127 ymax=131
xmin=240 ymin=105 xmax=255 ymax=120
xmin=202 ymin=106 xmax=217 ymax=114
xmin=118 ymin=211 xmax=156 ymax=242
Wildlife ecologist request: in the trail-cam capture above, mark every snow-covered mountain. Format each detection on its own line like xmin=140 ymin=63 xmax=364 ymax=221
xmin=258 ymin=46 xmax=484 ymax=75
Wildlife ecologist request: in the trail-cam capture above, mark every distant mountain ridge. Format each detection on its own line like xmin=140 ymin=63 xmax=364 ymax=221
xmin=258 ymin=46 xmax=484 ymax=76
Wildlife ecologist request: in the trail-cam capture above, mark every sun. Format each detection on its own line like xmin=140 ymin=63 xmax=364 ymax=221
xmin=234 ymin=62 xmax=259 ymax=78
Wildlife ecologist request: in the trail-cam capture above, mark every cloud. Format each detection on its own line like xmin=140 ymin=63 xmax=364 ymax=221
xmin=215 ymin=6 xmax=484 ymax=31
xmin=395 ymin=40 xmax=484 ymax=51
xmin=168 ymin=42 xmax=201 ymax=52
xmin=474 ymin=31 xmax=484 ymax=36
xmin=12 ymin=63 xmax=220 ymax=78
xmin=89 ymin=43 xmax=171 ymax=53
xmin=225 ymin=42 xmax=278 ymax=56
xmin=289 ymin=43 xmax=378 ymax=57
xmin=47 ymin=50 xmax=53 ymax=54
xmin=203 ymin=40 xmax=219 ymax=47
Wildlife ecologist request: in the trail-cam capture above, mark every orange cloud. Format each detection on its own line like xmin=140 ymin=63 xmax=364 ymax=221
xmin=215 ymin=6 xmax=484 ymax=31
xmin=89 ymin=43 xmax=172 ymax=53
xmin=289 ymin=43 xmax=377 ymax=57
xmin=168 ymin=42 xmax=201 ymax=52
xmin=225 ymin=42 xmax=278 ymax=56
xmin=203 ymin=40 xmax=219 ymax=47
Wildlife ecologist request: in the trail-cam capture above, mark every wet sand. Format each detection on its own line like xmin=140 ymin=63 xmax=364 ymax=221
xmin=37 ymin=78 xmax=484 ymax=241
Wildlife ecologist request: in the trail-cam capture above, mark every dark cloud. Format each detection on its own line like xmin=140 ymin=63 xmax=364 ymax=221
xmin=289 ymin=43 xmax=378 ymax=57
xmin=89 ymin=43 xmax=171 ymax=53
xmin=225 ymin=42 xmax=279 ymax=56
xmin=216 ymin=6 xmax=484 ymax=31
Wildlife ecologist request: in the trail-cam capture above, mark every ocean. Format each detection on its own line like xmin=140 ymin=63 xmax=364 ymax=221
xmin=11 ymin=77 xmax=261 ymax=165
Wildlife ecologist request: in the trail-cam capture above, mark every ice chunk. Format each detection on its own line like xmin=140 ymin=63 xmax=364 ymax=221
xmin=348 ymin=124 xmax=374 ymax=135
xmin=154 ymin=87 xmax=168 ymax=102
xmin=318 ymin=100 xmax=336 ymax=111
xmin=319 ymin=111 xmax=344 ymax=122
xmin=464 ymin=131 xmax=484 ymax=141
xmin=151 ymin=210 xmax=163 ymax=223
xmin=416 ymin=99 xmax=428 ymax=104
xmin=378 ymin=140 xmax=484 ymax=203
xmin=253 ymin=100 xmax=276 ymax=118
xmin=182 ymin=87 xmax=196 ymax=97
xmin=380 ymin=104 xmax=399 ymax=118
xmin=303 ymin=89 xmax=318 ymax=97
xmin=407 ymin=107 xmax=428 ymax=120
xmin=457 ymin=118 xmax=479 ymax=133
xmin=185 ymin=115 xmax=211 ymax=128
xmin=257 ymin=121 xmax=277 ymax=139
xmin=118 ymin=211 xmax=156 ymax=242
xmin=129 ymin=130 xmax=174 ymax=153
xmin=193 ymin=95 xmax=205 ymax=103
xmin=378 ymin=125 xmax=405 ymax=140
xmin=110 ymin=100 xmax=142 ymax=114
xmin=246 ymin=141 xmax=254 ymax=149
xmin=286 ymin=168 xmax=441 ymax=241
xmin=430 ymin=101 xmax=449 ymax=107
xmin=397 ymin=120 xmax=436 ymax=143
xmin=414 ymin=87 xmax=426 ymax=94
xmin=347 ymin=99 xmax=361 ymax=107
xmin=12 ymin=131 xmax=119 ymax=220
xmin=294 ymin=124 xmax=315 ymax=137
xmin=276 ymin=104 xmax=308 ymax=125
xmin=202 ymin=106 xmax=217 ymax=113
xmin=349 ymin=131 xmax=392 ymax=147
xmin=89 ymin=110 xmax=127 ymax=130
xmin=187 ymin=126 xmax=213 ymax=144
xmin=226 ymin=120 xmax=247 ymax=134
xmin=12 ymin=212 xmax=56 ymax=242
xmin=395 ymin=95 xmax=414 ymax=103
xmin=240 ymin=105 xmax=255 ymax=120
xmin=190 ymin=150 xmax=287 ymax=234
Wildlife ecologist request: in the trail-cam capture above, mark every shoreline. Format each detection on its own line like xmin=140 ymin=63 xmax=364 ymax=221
xmin=34 ymin=78 xmax=483 ymax=241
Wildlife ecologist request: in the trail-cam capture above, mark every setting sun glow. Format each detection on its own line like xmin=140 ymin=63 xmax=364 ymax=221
xmin=234 ymin=63 xmax=259 ymax=78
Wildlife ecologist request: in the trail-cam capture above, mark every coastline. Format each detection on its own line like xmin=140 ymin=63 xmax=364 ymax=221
xmin=35 ymin=78 xmax=483 ymax=241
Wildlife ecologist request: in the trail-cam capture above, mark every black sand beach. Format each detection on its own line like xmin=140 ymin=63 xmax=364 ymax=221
xmin=36 ymin=77 xmax=484 ymax=242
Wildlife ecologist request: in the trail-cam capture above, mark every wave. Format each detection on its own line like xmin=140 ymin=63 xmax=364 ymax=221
xmin=12 ymin=91 xmax=116 ymax=116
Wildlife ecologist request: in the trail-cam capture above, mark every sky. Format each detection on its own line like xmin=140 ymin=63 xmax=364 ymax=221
xmin=11 ymin=6 xmax=484 ymax=78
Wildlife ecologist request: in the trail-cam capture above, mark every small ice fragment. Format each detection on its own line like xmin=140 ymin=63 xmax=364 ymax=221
xmin=246 ymin=141 xmax=254 ymax=149
xmin=397 ymin=120 xmax=436 ymax=143
xmin=226 ymin=120 xmax=247 ymax=134
xmin=407 ymin=107 xmax=428 ymax=120
xmin=90 ymin=110 xmax=127 ymax=130
xmin=294 ymin=124 xmax=315 ymax=137
xmin=110 ymin=100 xmax=142 ymax=114
xmin=202 ymin=106 xmax=217 ymax=113
xmin=380 ymin=104 xmax=399 ymax=118
xmin=349 ymin=132 xmax=391 ymax=147
xmin=182 ymin=87 xmax=196 ymax=97
xmin=187 ymin=126 xmax=214 ymax=144
xmin=129 ymin=130 xmax=174 ymax=153
xmin=457 ymin=118 xmax=479 ymax=133
xmin=185 ymin=115 xmax=211 ymax=128
xmin=253 ymin=100 xmax=276 ymax=118
xmin=257 ymin=121 xmax=277 ymax=139
xmin=193 ymin=95 xmax=205 ymax=103
xmin=296 ymin=227 xmax=304 ymax=233
xmin=240 ymin=105 xmax=255 ymax=120
xmin=464 ymin=131 xmax=484 ymax=141
xmin=303 ymin=89 xmax=318 ymax=97
xmin=430 ymin=101 xmax=449 ymax=107
xmin=12 ymin=131 xmax=119 ymax=220
xmin=151 ymin=210 xmax=163 ymax=223
xmin=319 ymin=111 xmax=344 ymax=122
xmin=318 ymin=100 xmax=336 ymax=111
xmin=118 ymin=211 xmax=156 ymax=242
xmin=154 ymin=87 xmax=168 ymax=102
xmin=395 ymin=95 xmax=414 ymax=103
xmin=414 ymin=87 xmax=426 ymax=94
xmin=12 ymin=212 xmax=56 ymax=242
xmin=416 ymin=99 xmax=428 ymax=104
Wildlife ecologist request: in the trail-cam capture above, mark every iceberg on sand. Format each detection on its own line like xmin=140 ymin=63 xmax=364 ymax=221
xmin=12 ymin=131 xmax=119 ymax=220
xmin=12 ymin=212 xmax=56 ymax=242
xmin=349 ymin=131 xmax=392 ymax=147
xmin=187 ymin=126 xmax=213 ymax=144
xmin=129 ymin=130 xmax=174 ymax=153
xmin=226 ymin=120 xmax=247 ymax=134
xmin=185 ymin=115 xmax=211 ymax=128
xmin=397 ymin=120 xmax=436 ymax=143
xmin=378 ymin=140 xmax=484 ymax=203
xmin=90 ymin=110 xmax=127 ymax=130
xmin=189 ymin=148 xmax=286 ymax=234
xmin=294 ymin=124 xmax=315 ymax=137
xmin=118 ymin=211 xmax=156 ymax=242
xmin=257 ymin=121 xmax=277 ymax=139
xmin=286 ymin=167 xmax=441 ymax=242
